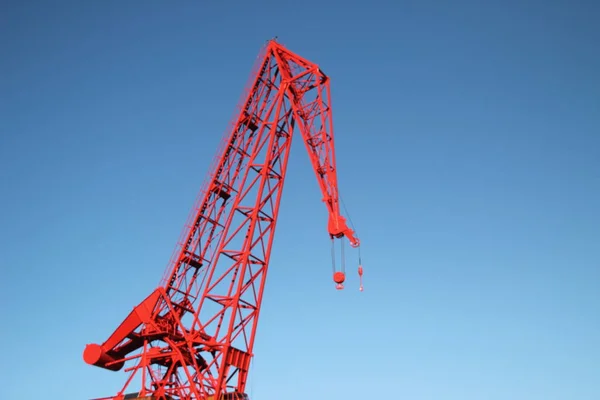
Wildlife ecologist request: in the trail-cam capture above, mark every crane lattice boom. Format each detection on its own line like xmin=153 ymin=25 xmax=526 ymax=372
xmin=83 ymin=39 xmax=360 ymax=400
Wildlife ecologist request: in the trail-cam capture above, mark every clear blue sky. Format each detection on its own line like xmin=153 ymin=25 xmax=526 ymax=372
xmin=1 ymin=1 xmax=599 ymax=399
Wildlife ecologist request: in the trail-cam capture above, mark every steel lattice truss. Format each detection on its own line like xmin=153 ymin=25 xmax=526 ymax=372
xmin=83 ymin=39 xmax=359 ymax=400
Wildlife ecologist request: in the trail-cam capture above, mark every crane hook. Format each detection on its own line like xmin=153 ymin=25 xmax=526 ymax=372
xmin=358 ymin=264 xmax=364 ymax=292
xmin=333 ymin=271 xmax=345 ymax=290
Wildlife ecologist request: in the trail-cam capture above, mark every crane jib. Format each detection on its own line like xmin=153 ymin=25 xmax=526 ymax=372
xmin=83 ymin=38 xmax=363 ymax=400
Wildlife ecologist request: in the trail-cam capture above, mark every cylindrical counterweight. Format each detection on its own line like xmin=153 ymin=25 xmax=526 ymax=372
xmin=83 ymin=343 xmax=124 ymax=371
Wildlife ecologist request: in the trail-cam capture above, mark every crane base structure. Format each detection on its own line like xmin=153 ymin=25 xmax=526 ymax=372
xmin=83 ymin=38 xmax=362 ymax=400
xmin=91 ymin=393 xmax=248 ymax=400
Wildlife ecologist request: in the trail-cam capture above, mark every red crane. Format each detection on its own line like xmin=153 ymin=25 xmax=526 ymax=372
xmin=83 ymin=39 xmax=362 ymax=400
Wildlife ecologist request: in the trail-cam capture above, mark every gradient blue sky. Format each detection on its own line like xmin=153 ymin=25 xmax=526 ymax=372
xmin=1 ymin=1 xmax=599 ymax=399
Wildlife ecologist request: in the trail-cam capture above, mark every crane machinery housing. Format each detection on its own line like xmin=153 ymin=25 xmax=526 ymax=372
xmin=83 ymin=38 xmax=362 ymax=400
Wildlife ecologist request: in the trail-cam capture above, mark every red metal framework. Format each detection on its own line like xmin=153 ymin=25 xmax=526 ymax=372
xmin=83 ymin=39 xmax=360 ymax=400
